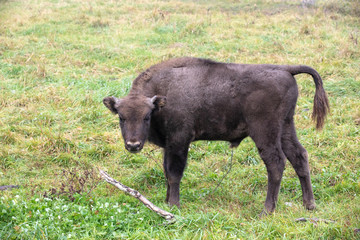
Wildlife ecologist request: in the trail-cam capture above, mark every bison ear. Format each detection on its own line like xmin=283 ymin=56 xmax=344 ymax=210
xmin=151 ymin=95 xmax=167 ymax=110
xmin=103 ymin=96 xmax=122 ymax=114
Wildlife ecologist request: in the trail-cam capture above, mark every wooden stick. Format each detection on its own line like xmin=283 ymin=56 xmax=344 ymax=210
xmin=99 ymin=169 xmax=175 ymax=222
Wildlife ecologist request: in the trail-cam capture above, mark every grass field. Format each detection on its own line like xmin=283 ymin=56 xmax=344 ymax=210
xmin=1 ymin=0 xmax=359 ymax=239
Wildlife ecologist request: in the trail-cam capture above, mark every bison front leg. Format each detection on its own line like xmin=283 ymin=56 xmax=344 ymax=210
xmin=163 ymin=143 xmax=189 ymax=207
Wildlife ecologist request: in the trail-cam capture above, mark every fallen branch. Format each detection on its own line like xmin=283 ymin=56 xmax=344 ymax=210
xmin=99 ymin=169 xmax=175 ymax=223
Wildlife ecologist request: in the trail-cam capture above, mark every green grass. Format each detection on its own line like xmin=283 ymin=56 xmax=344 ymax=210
xmin=1 ymin=0 xmax=359 ymax=239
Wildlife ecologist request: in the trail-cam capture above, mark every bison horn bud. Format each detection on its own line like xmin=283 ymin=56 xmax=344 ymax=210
xmin=151 ymin=95 xmax=167 ymax=110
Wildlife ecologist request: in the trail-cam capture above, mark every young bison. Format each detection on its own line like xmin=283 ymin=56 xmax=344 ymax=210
xmin=103 ymin=57 xmax=329 ymax=214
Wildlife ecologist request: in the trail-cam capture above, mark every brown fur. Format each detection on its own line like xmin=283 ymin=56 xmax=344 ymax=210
xmin=104 ymin=57 xmax=329 ymax=214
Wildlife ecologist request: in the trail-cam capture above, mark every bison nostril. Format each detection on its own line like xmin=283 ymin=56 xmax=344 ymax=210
xmin=126 ymin=141 xmax=141 ymax=149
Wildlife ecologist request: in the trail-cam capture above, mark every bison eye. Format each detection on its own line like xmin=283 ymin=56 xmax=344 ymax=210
xmin=119 ymin=115 xmax=125 ymax=123
xmin=144 ymin=114 xmax=151 ymax=122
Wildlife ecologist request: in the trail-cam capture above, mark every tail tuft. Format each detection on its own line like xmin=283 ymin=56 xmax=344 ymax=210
xmin=312 ymin=85 xmax=330 ymax=130
xmin=286 ymin=65 xmax=330 ymax=130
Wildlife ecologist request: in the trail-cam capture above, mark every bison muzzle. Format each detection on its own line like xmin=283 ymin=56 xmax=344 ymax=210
xmin=103 ymin=57 xmax=329 ymax=214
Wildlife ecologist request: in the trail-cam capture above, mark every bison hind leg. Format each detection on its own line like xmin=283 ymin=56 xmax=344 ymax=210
xmin=249 ymin=121 xmax=286 ymax=214
xmin=281 ymin=119 xmax=316 ymax=210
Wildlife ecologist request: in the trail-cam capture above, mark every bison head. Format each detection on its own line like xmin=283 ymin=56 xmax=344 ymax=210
xmin=103 ymin=94 xmax=166 ymax=153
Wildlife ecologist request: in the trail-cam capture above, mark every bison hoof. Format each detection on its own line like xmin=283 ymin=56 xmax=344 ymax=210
xmin=169 ymin=203 xmax=180 ymax=208
xmin=259 ymin=209 xmax=273 ymax=218
xmin=305 ymin=202 xmax=316 ymax=210
xmin=167 ymin=201 xmax=180 ymax=208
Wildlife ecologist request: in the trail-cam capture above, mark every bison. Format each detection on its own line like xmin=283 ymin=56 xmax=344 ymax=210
xmin=103 ymin=57 xmax=329 ymax=214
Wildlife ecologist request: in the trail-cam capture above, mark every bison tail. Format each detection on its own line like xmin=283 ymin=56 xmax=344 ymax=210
xmin=286 ymin=65 xmax=330 ymax=130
